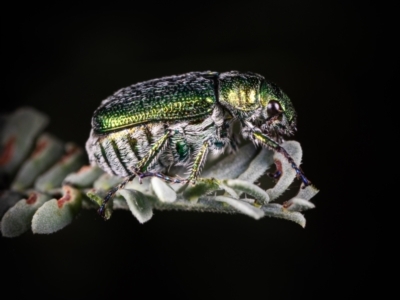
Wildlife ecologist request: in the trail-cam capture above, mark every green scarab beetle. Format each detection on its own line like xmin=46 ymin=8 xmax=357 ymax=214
xmin=85 ymin=71 xmax=311 ymax=218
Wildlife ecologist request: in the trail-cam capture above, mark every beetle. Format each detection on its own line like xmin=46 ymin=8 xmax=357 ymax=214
xmin=85 ymin=71 xmax=311 ymax=218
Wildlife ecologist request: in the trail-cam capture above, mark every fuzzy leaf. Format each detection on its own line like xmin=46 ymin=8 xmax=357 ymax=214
xmin=213 ymin=196 xmax=265 ymax=220
xmin=118 ymin=189 xmax=154 ymax=223
xmin=34 ymin=143 xmax=85 ymax=192
xmin=0 ymin=107 xmax=49 ymax=175
xmin=261 ymin=203 xmax=306 ymax=227
xmin=181 ymin=178 xmax=221 ymax=202
xmin=32 ymin=186 xmax=82 ymax=234
xmin=64 ymin=165 xmax=104 ymax=188
xmin=1 ymin=191 xmax=50 ymax=237
xmin=266 ymin=141 xmax=302 ymax=200
xmin=283 ymin=185 xmax=319 ymax=212
xmin=217 ymin=182 xmax=239 ymax=199
xmin=11 ymin=133 xmax=64 ymax=191
xmin=151 ymin=177 xmax=177 ymax=203
xmin=201 ymin=143 xmax=258 ymax=180
xmin=93 ymin=173 xmax=124 ymax=191
xmin=0 ymin=190 xmax=25 ymax=219
xmin=237 ymin=148 xmax=274 ymax=183
xmin=296 ymin=184 xmax=320 ymax=201
xmin=284 ymin=198 xmax=316 ymax=212
xmin=224 ymin=179 xmax=270 ymax=204
xmin=124 ymin=177 xmax=152 ymax=195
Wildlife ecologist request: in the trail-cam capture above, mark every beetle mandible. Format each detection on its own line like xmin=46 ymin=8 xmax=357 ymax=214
xmin=85 ymin=71 xmax=311 ymax=218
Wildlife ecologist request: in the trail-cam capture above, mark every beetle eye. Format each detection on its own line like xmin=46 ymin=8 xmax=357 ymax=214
xmin=267 ymin=100 xmax=282 ymax=117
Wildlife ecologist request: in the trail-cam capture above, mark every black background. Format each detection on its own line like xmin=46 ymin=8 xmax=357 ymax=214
xmin=1 ymin=1 xmax=394 ymax=299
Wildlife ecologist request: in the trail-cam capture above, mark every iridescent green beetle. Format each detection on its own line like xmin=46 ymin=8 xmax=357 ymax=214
xmin=85 ymin=71 xmax=311 ymax=218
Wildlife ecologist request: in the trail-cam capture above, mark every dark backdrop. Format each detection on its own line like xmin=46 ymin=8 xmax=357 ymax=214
xmin=1 ymin=1 xmax=394 ymax=299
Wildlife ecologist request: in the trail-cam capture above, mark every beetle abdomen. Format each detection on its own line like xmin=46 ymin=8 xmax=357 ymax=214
xmin=92 ymin=72 xmax=217 ymax=134
xmin=87 ymin=123 xmax=166 ymax=177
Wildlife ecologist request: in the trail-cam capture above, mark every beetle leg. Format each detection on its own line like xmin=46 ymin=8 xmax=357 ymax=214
xmin=98 ymin=131 xmax=172 ymax=219
xmin=99 ymin=173 xmax=136 ymax=218
xmin=132 ymin=142 xmax=210 ymax=186
xmin=136 ymin=131 xmax=171 ymax=172
xmin=187 ymin=141 xmax=210 ymax=185
xmin=252 ymin=131 xmax=311 ymax=187
xmin=268 ymin=170 xmax=282 ymax=180
xmin=138 ymin=141 xmax=210 ymax=185
xmin=138 ymin=142 xmax=210 ymax=185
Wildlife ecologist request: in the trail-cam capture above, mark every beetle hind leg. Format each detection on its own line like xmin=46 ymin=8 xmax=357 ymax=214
xmin=98 ymin=131 xmax=172 ymax=219
xmin=98 ymin=174 xmax=136 ymax=218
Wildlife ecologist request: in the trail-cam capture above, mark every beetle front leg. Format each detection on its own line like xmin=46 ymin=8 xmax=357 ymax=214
xmin=252 ymin=131 xmax=311 ymax=187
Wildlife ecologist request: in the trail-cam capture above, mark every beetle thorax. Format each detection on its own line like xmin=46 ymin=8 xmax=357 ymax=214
xmin=218 ymin=72 xmax=264 ymax=117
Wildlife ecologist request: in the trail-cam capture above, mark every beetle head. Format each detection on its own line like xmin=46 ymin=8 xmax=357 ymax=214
xmin=255 ymin=80 xmax=297 ymax=142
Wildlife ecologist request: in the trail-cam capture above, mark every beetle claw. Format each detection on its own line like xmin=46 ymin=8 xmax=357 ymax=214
xmin=98 ymin=205 xmax=106 ymax=219
xmin=268 ymin=170 xmax=282 ymax=180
